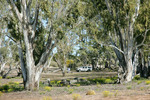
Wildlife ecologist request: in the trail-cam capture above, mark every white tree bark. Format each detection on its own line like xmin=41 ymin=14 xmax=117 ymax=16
xmin=103 ymin=0 xmax=141 ymax=83
xmin=18 ymin=42 xmax=27 ymax=86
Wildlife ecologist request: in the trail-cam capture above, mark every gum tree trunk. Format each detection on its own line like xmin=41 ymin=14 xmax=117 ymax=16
xmin=104 ymin=0 xmax=141 ymax=83
xmin=6 ymin=0 xmax=54 ymax=90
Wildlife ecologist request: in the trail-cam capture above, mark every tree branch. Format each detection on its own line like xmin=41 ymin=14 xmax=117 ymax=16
xmin=6 ymin=0 xmax=22 ymax=22
xmin=135 ymin=29 xmax=150 ymax=49
xmin=32 ymin=0 xmax=39 ymax=30
xmin=94 ymin=34 xmax=124 ymax=54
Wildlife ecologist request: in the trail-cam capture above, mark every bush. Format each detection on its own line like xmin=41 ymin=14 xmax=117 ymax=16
xmin=0 ymin=91 xmax=3 ymax=96
xmin=67 ymin=85 xmax=70 ymax=88
xmin=72 ymin=94 xmax=81 ymax=100
xmin=44 ymin=86 xmax=52 ymax=91
xmin=105 ymin=79 xmax=113 ymax=84
xmin=0 ymin=76 xmax=2 ymax=79
xmin=134 ymin=75 xmax=140 ymax=80
xmin=8 ymin=89 xmax=13 ymax=92
xmin=43 ymin=96 xmax=52 ymax=100
xmin=6 ymin=76 xmax=11 ymax=79
xmin=145 ymin=80 xmax=150 ymax=85
xmin=86 ymin=90 xmax=96 ymax=95
xmin=75 ymin=84 xmax=80 ymax=87
xmin=102 ymin=91 xmax=110 ymax=97
xmin=0 ymin=82 xmax=23 ymax=92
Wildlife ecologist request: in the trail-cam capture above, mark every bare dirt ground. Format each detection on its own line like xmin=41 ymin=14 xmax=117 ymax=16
xmin=0 ymin=72 xmax=150 ymax=100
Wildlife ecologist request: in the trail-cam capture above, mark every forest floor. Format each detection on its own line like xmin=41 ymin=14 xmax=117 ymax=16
xmin=0 ymin=71 xmax=150 ymax=100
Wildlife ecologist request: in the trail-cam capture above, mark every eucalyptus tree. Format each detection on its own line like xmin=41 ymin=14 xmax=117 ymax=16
xmin=92 ymin=0 xmax=150 ymax=82
xmin=4 ymin=0 xmax=80 ymax=90
xmin=79 ymin=0 xmax=150 ymax=83
xmin=0 ymin=35 xmax=19 ymax=78
xmin=54 ymin=32 xmax=79 ymax=76
xmin=134 ymin=1 xmax=150 ymax=77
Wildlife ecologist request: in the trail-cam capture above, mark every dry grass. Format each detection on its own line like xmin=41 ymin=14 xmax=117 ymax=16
xmin=0 ymin=72 xmax=150 ymax=100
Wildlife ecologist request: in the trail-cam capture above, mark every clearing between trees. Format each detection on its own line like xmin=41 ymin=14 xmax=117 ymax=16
xmin=0 ymin=72 xmax=150 ymax=100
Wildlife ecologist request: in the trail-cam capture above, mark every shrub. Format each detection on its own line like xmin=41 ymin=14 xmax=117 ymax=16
xmin=145 ymin=80 xmax=150 ymax=85
xmin=105 ymin=79 xmax=113 ymax=84
xmin=43 ymin=96 xmax=52 ymax=100
xmin=102 ymin=91 xmax=110 ymax=97
xmin=6 ymin=76 xmax=11 ymax=79
xmin=44 ymin=86 xmax=52 ymax=91
xmin=86 ymin=90 xmax=96 ymax=95
xmin=72 ymin=94 xmax=81 ymax=100
xmin=67 ymin=85 xmax=70 ymax=88
xmin=57 ymin=81 xmax=61 ymax=85
xmin=134 ymin=75 xmax=140 ymax=80
xmin=8 ymin=89 xmax=13 ymax=92
xmin=76 ymin=84 xmax=80 ymax=87
xmin=0 ymin=76 xmax=2 ymax=79
xmin=3 ymin=84 xmax=9 ymax=91
xmin=0 ymin=91 xmax=3 ymax=96
xmin=0 ymin=82 xmax=23 ymax=92
xmin=50 ymin=81 xmax=55 ymax=84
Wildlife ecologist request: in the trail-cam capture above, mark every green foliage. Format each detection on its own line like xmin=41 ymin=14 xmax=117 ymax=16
xmin=67 ymin=85 xmax=70 ymax=88
xmin=145 ymin=80 xmax=150 ymax=85
xmin=44 ymin=86 xmax=52 ymax=91
xmin=43 ymin=96 xmax=52 ymax=100
xmin=75 ymin=84 xmax=80 ymax=87
xmin=137 ymin=81 xmax=142 ymax=85
xmin=102 ymin=91 xmax=110 ymax=97
xmin=0 ymin=91 xmax=3 ymax=96
xmin=6 ymin=76 xmax=11 ymax=79
xmin=105 ymin=79 xmax=113 ymax=84
xmin=0 ymin=82 xmax=23 ymax=92
xmin=134 ymin=75 xmax=141 ymax=80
